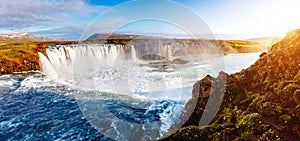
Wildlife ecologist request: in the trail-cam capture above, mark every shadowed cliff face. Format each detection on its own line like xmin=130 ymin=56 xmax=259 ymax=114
xmin=161 ymin=29 xmax=300 ymax=141
xmin=130 ymin=38 xmax=229 ymax=57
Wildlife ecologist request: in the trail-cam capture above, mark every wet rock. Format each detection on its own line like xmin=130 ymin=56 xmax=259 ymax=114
xmin=172 ymin=58 xmax=189 ymax=64
xmin=140 ymin=54 xmax=166 ymax=60
xmin=192 ymin=75 xmax=214 ymax=99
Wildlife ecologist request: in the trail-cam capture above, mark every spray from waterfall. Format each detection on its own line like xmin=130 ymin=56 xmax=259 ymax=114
xmin=38 ymin=43 xmax=202 ymax=98
xmin=38 ymin=52 xmax=59 ymax=79
xmin=167 ymin=45 xmax=173 ymax=59
xmin=38 ymin=44 xmax=126 ymax=81
xmin=131 ymin=45 xmax=137 ymax=60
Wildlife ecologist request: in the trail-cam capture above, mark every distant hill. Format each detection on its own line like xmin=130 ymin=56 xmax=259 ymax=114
xmin=245 ymin=37 xmax=276 ymax=42
xmin=86 ymin=33 xmax=141 ymax=41
xmin=223 ymin=40 xmax=270 ymax=53
xmin=0 ymin=33 xmax=51 ymax=44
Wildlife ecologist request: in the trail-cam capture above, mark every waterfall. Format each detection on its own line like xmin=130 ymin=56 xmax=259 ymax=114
xmin=38 ymin=44 xmax=125 ymax=81
xmin=38 ymin=52 xmax=59 ymax=79
xmin=167 ymin=45 xmax=173 ymax=59
xmin=37 ymin=43 xmax=202 ymax=97
xmin=43 ymin=46 xmax=75 ymax=80
xmin=131 ymin=45 xmax=137 ymax=60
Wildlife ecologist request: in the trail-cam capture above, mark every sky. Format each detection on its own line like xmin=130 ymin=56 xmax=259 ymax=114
xmin=0 ymin=0 xmax=300 ymax=40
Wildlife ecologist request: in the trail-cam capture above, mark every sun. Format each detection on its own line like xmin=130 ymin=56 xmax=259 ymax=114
xmin=256 ymin=0 xmax=300 ymax=37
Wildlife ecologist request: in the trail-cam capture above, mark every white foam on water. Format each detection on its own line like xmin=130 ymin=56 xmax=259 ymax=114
xmin=38 ymin=44 xmax=209 ymax=99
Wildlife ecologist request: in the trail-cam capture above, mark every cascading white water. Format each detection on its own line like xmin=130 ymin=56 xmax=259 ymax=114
xmin=38 ymin=52 xmax=59 ymax=79
xmin=167 ymin=45 xmax=173 ymax=59
xmin=131 ymin=45 xmax=137 ymax=60
xmin=38 ymin=43 xmax=207 ymax=99
xmin=38 ymin=44 xmax=126 ymax=82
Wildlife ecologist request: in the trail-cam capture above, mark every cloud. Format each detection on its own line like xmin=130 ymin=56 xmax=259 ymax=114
xmin=30 ymin=16 xmax=129 ymax=40
xmin=0 ymin=0 xmax=107 ymax=39
xmin=31 ymin=24 xmax=88 ymax=40
xmin=81 ymin=16 xmax=129 ymax=40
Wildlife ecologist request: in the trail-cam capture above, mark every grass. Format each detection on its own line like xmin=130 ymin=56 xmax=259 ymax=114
xmin=224 ymin=40 xmax=267 ymax=48
xmin=223 ymin=40 xmax=270 ymax=53
xmin=0 ymin=41 xmax=78 ymax=75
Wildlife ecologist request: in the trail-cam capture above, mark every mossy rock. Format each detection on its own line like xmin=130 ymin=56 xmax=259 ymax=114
xmin=258 ymin=129 xmax=281 ymax=141
xmin=160 ymin=126 xmax=211 ymax=141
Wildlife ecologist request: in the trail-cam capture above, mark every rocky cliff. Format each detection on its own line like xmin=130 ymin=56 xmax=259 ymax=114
xmin=86 ymin=33 xmax=269 ymax=55
xmin=162 ymin=29 xmax=300 ymax=141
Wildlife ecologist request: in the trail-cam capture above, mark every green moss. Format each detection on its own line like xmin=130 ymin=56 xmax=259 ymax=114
xmin=211 ymin=107 xmax=239 ymax=126
xmin=161 ymin=126 xmax=211 ymax=141
xmin=240 ymin=131 xmax=255 ymax=140
xmin=224 ymin=40 xmax=267 ymax=48
xmin=258 ymin=129 xmax=281 ymax=141
xmin=248 ymin=93 xmax=283 ymax=116
xmin=226 ymin=86 xmax=247 ymax=105
xmin=243 ymin=91 xmax=260 ymax=102
xmin=278 ymin=84 xmax=300 ymax=103
xmin=261 ymin=102 xmax=283 ymax=116
xmin=249 ymin=95 xmax=266 ymax=109
xmin=208 ymin=108 xmax=269 ymax=140
xmin=237 ymin=113 xmax=262 ymax=130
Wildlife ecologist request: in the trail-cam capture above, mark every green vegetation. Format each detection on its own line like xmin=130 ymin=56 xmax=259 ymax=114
xmin=0 ymin=41 xmax=78 ymax=75
xmin=225 ymin=40 xmax=266 ymax=48
xmin=163 ymin=106 xmax=281 ymax=140
xmin=0 ymin=38 xmax=42 ymax=45
xmin=224 ymin=40 xmax=270 ymax=53
xmin=162 ymin=29 xmax=300 ymax=140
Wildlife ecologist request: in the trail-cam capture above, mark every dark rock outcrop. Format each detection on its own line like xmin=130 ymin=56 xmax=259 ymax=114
xmin=140 ymin=54 xmax=166 ymax=60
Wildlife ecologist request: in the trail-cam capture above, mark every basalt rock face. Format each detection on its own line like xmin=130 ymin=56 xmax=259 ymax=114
xmin=86 ymin=33 xmax=239 ymax=56
xmin=179 ymin=72 xmax=227 ymax=128
xmin=162 ymin=29 xmax=300 ymax=141
xmin=140 ymin=54 xmax=166 ymax=60
xmin=130 ymin=38 xmax=231 ymax=58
